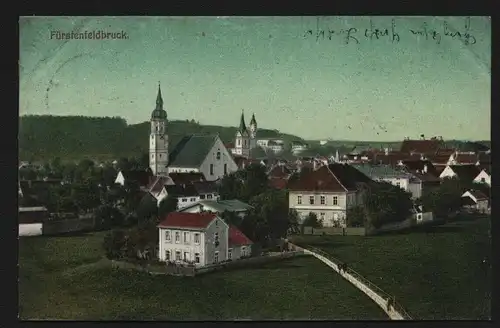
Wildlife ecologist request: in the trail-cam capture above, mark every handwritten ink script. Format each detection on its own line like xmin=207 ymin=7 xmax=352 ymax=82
xmin=304 ymin=17 xmax=477 ymax=45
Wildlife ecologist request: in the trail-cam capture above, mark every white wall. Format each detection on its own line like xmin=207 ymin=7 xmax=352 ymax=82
xmin=473 ymin=170 xmax=491 ymax=186
xmin=19 ymin=223 xmax=43 ymax=237
xmin=168 ymin=167 xmax=200 ymax=174
xmin=204 ymin=218 xmax=229 ymax=265
xmin=200 ymin=137 xmax=238 ymax=181
xmin=114 ymin=172 xmax=125 ymax=186
xmin=439 ymin=166 xmax=456 ymax=179
xmin=158 ymin=228 xmax=206 ymax=266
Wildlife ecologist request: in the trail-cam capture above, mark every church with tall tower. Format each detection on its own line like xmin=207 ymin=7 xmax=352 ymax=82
xmin=233 ymin=111 xmax=258 ymax=158
xmin=149 ymin=83 xmax=169 ymax=176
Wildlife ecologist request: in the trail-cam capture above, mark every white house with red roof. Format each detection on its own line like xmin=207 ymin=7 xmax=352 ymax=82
xmin=157 ymin=212 xmax=253 ymax=267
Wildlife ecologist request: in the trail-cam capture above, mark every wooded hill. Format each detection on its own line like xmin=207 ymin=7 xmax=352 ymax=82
xmin=19 ymin=115 xmax=305 ymax=161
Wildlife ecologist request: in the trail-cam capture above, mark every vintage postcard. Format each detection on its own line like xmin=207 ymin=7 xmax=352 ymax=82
xmin=19 ymin=16 xmax=490 ymax=321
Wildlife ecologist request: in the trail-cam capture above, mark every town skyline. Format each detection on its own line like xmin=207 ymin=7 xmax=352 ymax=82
xmin=20 ymin=16 xmax=491 ymax=141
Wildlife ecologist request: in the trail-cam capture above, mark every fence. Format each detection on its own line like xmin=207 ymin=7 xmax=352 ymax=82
xmin=303 ymin=244 xmax=412 ymax=320
xmin=110 ymin=251 xmax=306 ymax=277
xmin=302 ymin=227 xmax=366 ymax=236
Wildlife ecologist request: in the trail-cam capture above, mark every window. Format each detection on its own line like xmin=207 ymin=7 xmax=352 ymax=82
xmin=175 ymin=251 xmax=181 ymax=261
xmin=194 ymin=233 xmax=200 ymax=244
xmin=214 ymin=251 xmax=219 ymax=263
xmin=165 ymin=230 xmax=171 ymax=242
xmin=182 ymin=198 xmax=187 ymax=202
xmin=228 ymin=248 xmax=232 ymax=259
xmin=297 ymin=195 xmax=302 ymax=205
xmin=210 ymin=164 xmax=214 ymax=175
xmin=241 ymin=246 xmax=246 ymax=256
xmin=175 ymin=232 xmax=180 ymax=243
xmin=151 ymin=154 xmax=154 ymax=158
xmin=159 ymin=154 xmax=162 ymax=158
xmin=190 ymin=197 xmax=196 ymax=202
xmin=214 ymin=232 xmax=220 ymax=247
xmin=183 ymin=231 xmax=189 ymax=244
xmin=165 ymin=250 xmax=170 ymax=261
xmin=184 ymin=252 xmax=189 ymax=261
xmin=237 ymin=139 xmax=241 ymax=146
xmin=333 ymin=196 xmax=338 ymax=205
xmin=224 ymin=164 xmax=227 ymax=175
xmin=320 ymin=196 xmax=325 ymax=205
xmin=207 ymin=194 xmax=213 ymax=199
xmin=195 ymin=253 xmax=200 ymax=263
xmin=309 ymin=196 xmax=314 ymax=205
xmin=217 ymin=151 xmax=221 ymax=160
xmin=481 ymin=178 xmax=486 ymax=183
xmin=320 ymin=212 xmax=325 ymax=221
xmin=200 ymin=194 xmax=206 ymax=199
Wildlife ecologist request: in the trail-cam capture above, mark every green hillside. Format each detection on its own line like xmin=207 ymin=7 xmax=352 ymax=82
xmin=19 ymin=115 xmax=304 ymax=161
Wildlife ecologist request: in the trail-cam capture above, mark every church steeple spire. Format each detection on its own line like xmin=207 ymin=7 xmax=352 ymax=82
xmin=156 ymin=81 xmax=163 ymax=110
xmin=239 ymin=110 xmax=247 ymax=133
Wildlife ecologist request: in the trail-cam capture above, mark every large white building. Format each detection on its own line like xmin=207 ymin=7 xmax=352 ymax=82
xmin=157 ymin=212 xmax=252 ymax=266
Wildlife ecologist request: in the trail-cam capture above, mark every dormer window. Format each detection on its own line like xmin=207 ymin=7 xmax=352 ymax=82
xmin=217 ymin=151 xmax=221 ymax=160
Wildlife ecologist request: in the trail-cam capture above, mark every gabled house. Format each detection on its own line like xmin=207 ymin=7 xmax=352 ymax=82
xmin=157 ymin=212 xmax=229 ymax=266
xmin=287 ymin=163 xmax=372 ymax=228
xmin=461 ymin=190 xmax=489 ymax=213
xmin=115 ymin=169 xmax=153 ymax=187
xmin=351 ymin=163 xmax=419 ymax=198
xmin=228 ymin=225 xmax=253 ymax=260
xmin=439 ymin=165 xmax=481 ymax=184
xmin=473 ymin=168 xmax=491 ymax=187
xmin=178 ymin=199 xmax=252 ymax=218
xmin=168 ymin=135 xmax=238 ymax=181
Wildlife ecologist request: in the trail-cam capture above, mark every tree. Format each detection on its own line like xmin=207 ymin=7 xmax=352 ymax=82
xmin=218 ymin=164 xmax=269 ymax=202
xmin=346 ymin=206 xmax=365 ymax=227
xmin=158 ymin=195 xmax=178 ymax=218
xmin=420 ymin=178 xmax=465 ymax=218
xmin=103 ymin=230 xmax=126 ymax=260
xmin=248 ymin=189 xmax=290 ymax=241
xmin=218 ymin=173 xmax=243 ymax=200
xmin=302 ymin=212 xmax=322 ymax=228
xmin=220 ymin=210 xmax=243 ymax=227
xmin=136 ymin=194 xmax=159 ymax=225
xmin=95 ymin=204 xmax=124 ymax=230
xmin=363 ymin=181 xmax=413 ymax=229
xmin=70 ymin=179 xmax=101 ymax=213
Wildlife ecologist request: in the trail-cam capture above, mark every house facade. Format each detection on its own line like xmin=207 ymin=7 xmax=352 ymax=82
xmin=461 ymin=190 xmax=489 ymax=213
xmin=287 ymin=164 xmax=371 ymax=227
xmin=439 ymin=165 xmax=481 ymax=184
xmin=157 ymin=212 xmax=229 ymax=267
xmin=473 ymin=169 xmax=491 ymax=187
xmin=351 ymin=163 xmax=415 ymax=194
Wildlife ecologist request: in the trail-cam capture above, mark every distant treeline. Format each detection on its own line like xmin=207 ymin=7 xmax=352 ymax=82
xmin=19 ymin=115 xmax=304 ymax=161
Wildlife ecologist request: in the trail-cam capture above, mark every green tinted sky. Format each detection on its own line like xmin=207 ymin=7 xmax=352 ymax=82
xmin=19 ymin=16 xmax=490 ymax=141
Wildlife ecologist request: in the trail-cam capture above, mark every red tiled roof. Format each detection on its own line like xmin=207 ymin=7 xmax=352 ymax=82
xmin=434 ymin=165 xmax=446 ymax=175
xmin=269 ymin=177 xmax=288 ymax=190
xmin=468 ymin=190 xmax=488 ymax=201
xmin=267 ymin=165 xmax=292 ymax=178
xmin=157 ymin=212 xmax=217 ymax=230
xmin=436 ymin=149 xmax=456 ymax=156
xmin=454 ymin=153 xmax=478 ymax=165
xmin=229 ymin=225 xmax=253 ymax=246
xmin=147 ymin=176 xmax=170 ymax=195
xmin=448 ymin=165 xmax=481 ymax=183
xmin=288 ymin=164 xmax=371 ymax=192
xmin=400 ymin=139 xmax=443 ymax=154
xmin=427 ymin=154 xmax=451 ymax=165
